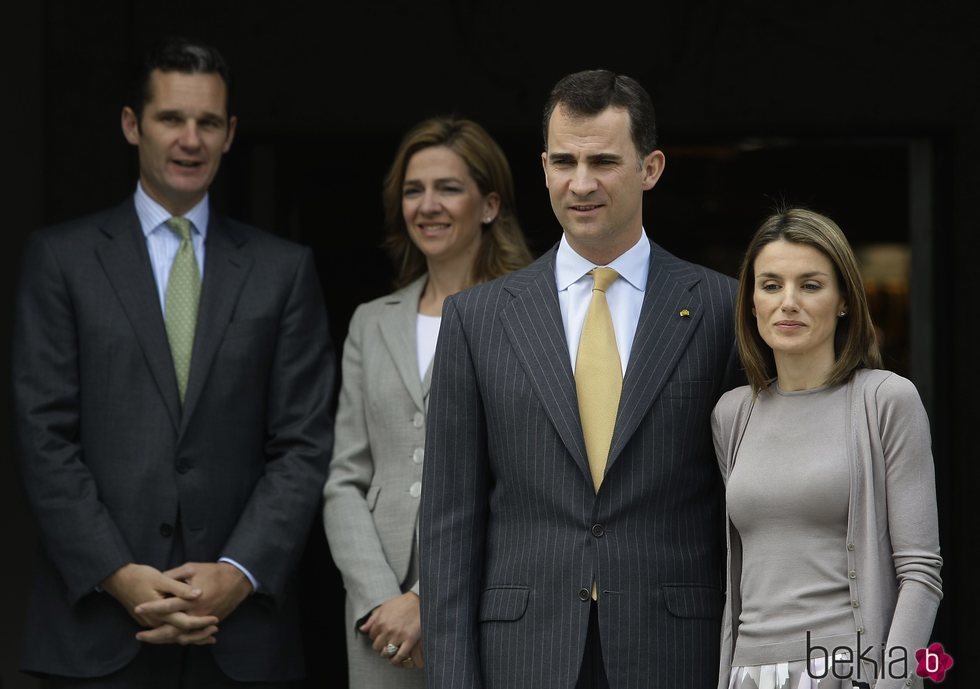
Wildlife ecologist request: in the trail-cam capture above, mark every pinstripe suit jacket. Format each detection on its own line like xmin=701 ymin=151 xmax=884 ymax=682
xmin=420 ymin=238 xmax=742 ymax=689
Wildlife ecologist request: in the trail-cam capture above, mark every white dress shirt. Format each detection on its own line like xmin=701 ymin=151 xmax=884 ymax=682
xmin=134 ymin=182 xmax=208 ymax=313
xmin=555 ymin=231 xmax=650 ymax=375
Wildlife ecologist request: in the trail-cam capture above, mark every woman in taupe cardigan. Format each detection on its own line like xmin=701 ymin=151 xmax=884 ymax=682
xmin=711 ymin=208 xmax=942 ymax=689
xmin=322 ymin=116 xmax=532 ymax=688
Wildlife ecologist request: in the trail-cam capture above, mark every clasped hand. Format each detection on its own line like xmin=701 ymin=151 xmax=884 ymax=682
xmin=101 ymin=561 xmax=252 ymax=646
xmin=359 ymin=591 xmax=425 ymax=669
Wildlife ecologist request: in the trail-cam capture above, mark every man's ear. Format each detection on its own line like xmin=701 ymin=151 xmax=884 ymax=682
xmin=641 ymin=149 xmax=665 ymax=191
xmin=121 ymin=107 xmax=141 ymax=145
xmin=222 ymin=115 xmax=238 ymax=154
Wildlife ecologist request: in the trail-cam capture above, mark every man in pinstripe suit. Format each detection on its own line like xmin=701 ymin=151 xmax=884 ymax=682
xmin=420 ymin=69 xmax=743 ymax=689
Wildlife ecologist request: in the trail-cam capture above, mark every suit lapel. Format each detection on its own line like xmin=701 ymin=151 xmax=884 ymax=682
xmin=179 ymin=217 xmax=252 ymax=433
xmin=500 ymin=250 xmax=590 ymax=481
xmin=95 ymin=202 xmax=181 ymax=433
xmin=606 ymin=241 xmax=704 ymax=471
xmin=378 ymin=275 xmax=428 ymax=414
xmin=421 ymin=356 xmax=434 ymax=408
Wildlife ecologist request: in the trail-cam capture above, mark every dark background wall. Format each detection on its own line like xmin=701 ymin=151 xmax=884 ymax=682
xmin=3 ymin=2 xmax=976 ymax=687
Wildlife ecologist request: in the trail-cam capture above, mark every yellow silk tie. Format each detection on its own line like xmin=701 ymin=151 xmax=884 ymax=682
xmin=575 ymin=267 xmax=622 ymax=492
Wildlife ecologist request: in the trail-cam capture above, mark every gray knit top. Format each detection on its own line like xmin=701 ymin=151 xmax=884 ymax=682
xmin=712 ymin=370 xmax=943 ymax=689
xmin=727 ymin=383 xmax=853 ymax=665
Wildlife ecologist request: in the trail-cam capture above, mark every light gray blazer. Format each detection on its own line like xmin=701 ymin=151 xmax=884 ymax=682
xmin=712 ymin=369 xmax=943 ymax=689
xmin=323 ymin=274 xmax=431 ymax=626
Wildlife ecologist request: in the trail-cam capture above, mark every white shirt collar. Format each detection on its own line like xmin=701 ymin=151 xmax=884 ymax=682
xmin=134 ymin=181 xmax=210 ymax=239
xmin=555 ymin=231 xmax=650 ymax=292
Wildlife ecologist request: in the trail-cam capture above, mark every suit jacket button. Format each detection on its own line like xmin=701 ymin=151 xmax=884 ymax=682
xmin=176 ymin=459 xmax=191 ymax=474
xmin=591 ymin=524 xmax=605 ymax=538
xmin=409 ymin=481 xmax=422 ymax=498
xmin=413 ymin=448 xmax=424 ymax=464
xmin=159 ymin=523 xmax=174 ymax=538
xmin=578 ymin=588 xmax=590 ymax=601
xmin=413 ymin=412 xmax=424 ymax=428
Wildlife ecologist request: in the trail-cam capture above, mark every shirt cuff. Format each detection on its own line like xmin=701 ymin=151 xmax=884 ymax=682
xmin=219 ymin=557 xmax=259 ymax=593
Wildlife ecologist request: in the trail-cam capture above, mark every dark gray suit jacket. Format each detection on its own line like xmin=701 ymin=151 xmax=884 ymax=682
xmin=11 ymin=198 xmax=334 ymax=682
xmin=420 ymin=239 xmax=742 ymax=689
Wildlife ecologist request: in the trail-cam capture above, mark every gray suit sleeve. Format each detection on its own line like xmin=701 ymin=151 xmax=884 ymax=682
xmin=12 ymin=232 xmax=133 ymax=603
xmin=420 ymin=295 xmax=490 ymax=689
xmin=220 ymin=248 xmax=335 ymax=603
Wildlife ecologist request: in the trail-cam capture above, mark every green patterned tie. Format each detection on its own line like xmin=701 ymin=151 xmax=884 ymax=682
xmin=164 ymin=217 xmax=201 ymax=402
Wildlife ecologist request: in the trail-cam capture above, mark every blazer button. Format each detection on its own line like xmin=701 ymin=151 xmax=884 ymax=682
xmin=159 ymin=523 xmax=174 ymax=538
xmin=176 ymin=459 xmax=191 ymax=474
xmin=409 ymin=481 xmax=422 ymax=498
xmin=578 ymin=588 xmax=591 ymax=601
xmin=413 ymin=448 xmax=424 ymax=464
xmin=852 ymin=599 xmax=860 ymax=608
xmin=846 ymin=542 xmax=855 ymax=551
xmin=848 ymin=570 xmax=857 ymax=579
xmin=591 ymin=524 xmax=605 ymax=538
xmin=413 ymin=412 xmax=424 ymax=428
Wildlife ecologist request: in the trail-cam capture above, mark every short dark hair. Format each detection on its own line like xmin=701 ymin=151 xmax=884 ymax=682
xmin=735 ymin=206 xmax=882 ymax=394
xmin=542 ymin=69 xmax=658 ymax=158
xmin=128 ymin=36 xmax=232 ymax=123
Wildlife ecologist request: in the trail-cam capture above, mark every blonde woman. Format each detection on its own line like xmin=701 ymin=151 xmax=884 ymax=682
xmin=322 ymin=116 xmax=532 ymax=688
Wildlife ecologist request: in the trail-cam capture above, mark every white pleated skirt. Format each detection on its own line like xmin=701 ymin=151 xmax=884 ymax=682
xmin=728 ymin=656 xmax=869 ymax=689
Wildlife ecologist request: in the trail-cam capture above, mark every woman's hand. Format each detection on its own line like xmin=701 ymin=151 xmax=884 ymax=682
xmin=359 ymin=591 xmax=422 ymax=668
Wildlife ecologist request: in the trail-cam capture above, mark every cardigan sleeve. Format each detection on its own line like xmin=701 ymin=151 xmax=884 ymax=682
xmin=874 ymin=373 xmax=944 ymax=689
xmin=710 ymin=387 xmax=750 ymax=689
xmin=712 ymin=387 xmax=750 ymax=483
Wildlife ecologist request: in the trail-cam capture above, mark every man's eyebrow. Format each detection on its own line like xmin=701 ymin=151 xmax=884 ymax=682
xmin=547 ymin=152 xmax=576 ymax=162
xmin=197 ymin=110 xmax=227 ymax=122
xmin=153 ymin=108 xmax=226 ymax=123
xmin=546 ymin=152 xmax=623 ymax=163
xmin=587 ymin=152 xmax=621 ymax=161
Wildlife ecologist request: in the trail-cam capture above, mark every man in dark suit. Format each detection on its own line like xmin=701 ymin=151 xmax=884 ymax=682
xmin=419 ymin=69 xmax=743 ymax=689
xmin=11 ymin=37 xmax=334 ymax=687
